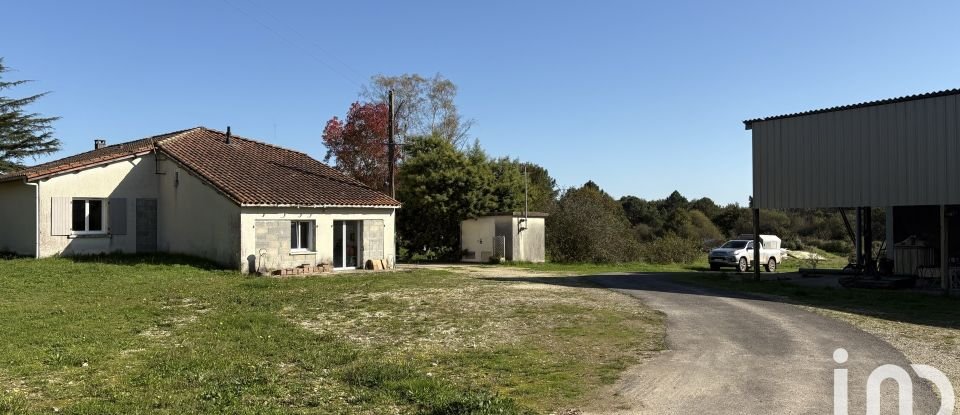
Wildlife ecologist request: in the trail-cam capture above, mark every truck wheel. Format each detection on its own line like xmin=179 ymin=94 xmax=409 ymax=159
xmin=737 ymin=257 xmax=748 ymax=273
xmin=710 ymin=264 xmax=720 ymax=271
xmin=765 ymin=257 xmax=777 ymax=272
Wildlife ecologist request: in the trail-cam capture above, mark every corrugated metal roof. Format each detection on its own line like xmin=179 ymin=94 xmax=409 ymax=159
xmin=743 ymin=88 xmax=960 ymax=130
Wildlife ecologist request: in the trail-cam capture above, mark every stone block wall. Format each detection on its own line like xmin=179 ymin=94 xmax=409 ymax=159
xmin=255 ymin=219 xmax=317 ymax=272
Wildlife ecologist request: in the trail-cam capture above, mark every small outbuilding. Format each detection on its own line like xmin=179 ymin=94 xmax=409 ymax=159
xmin=461 ymin=212 xmax=547 ymax=263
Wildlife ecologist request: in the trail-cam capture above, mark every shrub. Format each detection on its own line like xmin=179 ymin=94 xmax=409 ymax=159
xmin=639 ymin=234 xmax=702 ymax=264
xmin=547 ymin=183 xmax=641 ymax=263
xmin=812 ymin=239 xmax=853 ymax=255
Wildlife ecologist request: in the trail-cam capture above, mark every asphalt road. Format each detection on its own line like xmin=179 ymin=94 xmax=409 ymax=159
xmin=585 ymin=273 xmax=940 ymax=415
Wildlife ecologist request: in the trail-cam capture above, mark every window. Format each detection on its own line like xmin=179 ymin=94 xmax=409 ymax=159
xmin=721 ymin=241 xmax=748 ymax=249
xmin=290 ymin=221 xmax=313 ymax=251
xmin=71 ymin=199 xmax=106 ymax=233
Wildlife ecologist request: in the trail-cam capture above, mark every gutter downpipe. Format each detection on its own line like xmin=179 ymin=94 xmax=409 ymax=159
xmin=25 ymin=180 xmax=40 ymax=258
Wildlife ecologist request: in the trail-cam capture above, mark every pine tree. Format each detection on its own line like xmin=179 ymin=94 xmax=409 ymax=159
xmin=0 ymin=58 xmax=60 ymax=173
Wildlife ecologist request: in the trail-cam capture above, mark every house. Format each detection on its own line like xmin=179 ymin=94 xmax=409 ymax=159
xmin=0 ymin=127 xmax=400 ymax=273
xmin=745 ymin=88 xmax=960 ymax=290
xmin=461 ymin=212 xmax=547 ymax=263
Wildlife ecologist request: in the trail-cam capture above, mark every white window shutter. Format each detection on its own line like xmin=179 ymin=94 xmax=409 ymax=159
xmin=51 ymin=197 xmax=71 ymax=236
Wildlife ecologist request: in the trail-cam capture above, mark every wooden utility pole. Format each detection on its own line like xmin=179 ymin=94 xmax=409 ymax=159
xmin=387 ymin=90 xmax=396 ymax=199
xmin=942 ymin=205 xmax=949 ymax=293
xmin=855 ymin=207 xmax=863 ymax=268
xmin=753 ymin=208 xmax=761 ymax=280
xmin=387 ymin=90 xmax=398 ymax=270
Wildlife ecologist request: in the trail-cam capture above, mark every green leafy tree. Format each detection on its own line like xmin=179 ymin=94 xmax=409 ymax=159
xmin=547 ymin=182 xmax=639 ymax=263
xmin=487 ymin=157 xmax=526 ymax=212
xmin=660 ymin=190 xmax=689 ymax=213
xmin=620 ymin=196 xmax=664 ymax=231
xmin=690 ymin=197 xmax=721 ymax=221
xmin=486 ymin=158 xmax=557 ymax=213
xmin=713 ymin=203 xmax=748 ymax=237
xmin=688 ymin=209 xmax=723 ymax=242
xmin=362 ymin=73 xmax=473 ymax=148
xmin=520 ymin=162 xmax=558 ymax=212
xmin=662 ymin=207 xmax=694 ymax=237
xmin=396 ymin=136 xmax=496 ymax=259
xmin=0 ymin=58 xmax=60 ymax=173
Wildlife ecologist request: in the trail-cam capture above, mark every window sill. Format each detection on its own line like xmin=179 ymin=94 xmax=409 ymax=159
xmin=68 ymin=233 xmax=110 ymax=239
xmin=289 ymin=250 xmax=316 ymax=256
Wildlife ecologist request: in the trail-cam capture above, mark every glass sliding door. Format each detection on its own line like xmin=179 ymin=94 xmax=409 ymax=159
xmin=333 ymin=220 xmax=360 ymax=269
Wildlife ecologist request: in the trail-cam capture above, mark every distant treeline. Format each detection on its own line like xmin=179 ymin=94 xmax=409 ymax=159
xmin=543 ymin=182 xmax=882 ymax=264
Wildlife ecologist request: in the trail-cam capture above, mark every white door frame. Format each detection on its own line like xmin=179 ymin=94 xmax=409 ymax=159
xmin=333 ymin=220 xmax=359 ymax=270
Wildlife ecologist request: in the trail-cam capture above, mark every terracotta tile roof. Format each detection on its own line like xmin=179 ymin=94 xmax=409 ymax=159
xmin=158 ymin=128 xmax=400 ymax=207
xmin=1 ymin=127 xmax=400 ymax=207
xmin=0 ymin=129 xmax=189 ymax=182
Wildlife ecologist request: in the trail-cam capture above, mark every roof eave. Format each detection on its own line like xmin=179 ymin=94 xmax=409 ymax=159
xmin=2 ymin=150 xmax=155 ymax=183
xmin=743 ymin=87 xmax=960 ymax=130
xmin=240 ymin=203 xmax=401 ymax=209
xmin=0 ymin=174 xmax=26 ymax=183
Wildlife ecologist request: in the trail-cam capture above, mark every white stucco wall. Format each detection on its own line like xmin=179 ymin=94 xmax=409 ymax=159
xmin=461 ymin=215 xmax=546 ymax=263
xmin=239 ymin=206 xmax=396 ymax=273
xmin=461 ymin=217 xmax=497 ymax=262
xmin=0 ymin=180 xmax=37 ymax=256
xmin=37 ymin=155 xmax=160 ymax=257
xmin=513 ymin=217 xmax=546 ymax=263
xmin=157 ymin=158 xmax=241 ymax=268
xmin=11 ymin=150 xmax=392 ymax=271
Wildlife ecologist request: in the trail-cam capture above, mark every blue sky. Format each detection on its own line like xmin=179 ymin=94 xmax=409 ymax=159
xmin=3 ymin=0 xmax=959 ymax=205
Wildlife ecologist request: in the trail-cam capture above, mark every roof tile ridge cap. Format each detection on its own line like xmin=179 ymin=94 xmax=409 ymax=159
xmin=155 ymin=126 xmax=205 ymax=147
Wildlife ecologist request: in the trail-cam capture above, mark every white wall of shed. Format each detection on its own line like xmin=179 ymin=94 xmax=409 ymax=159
xmin=461 ymin=217 xmax=496 ymax=262
xmin=513 ymin=217 xmax=546 ymax=263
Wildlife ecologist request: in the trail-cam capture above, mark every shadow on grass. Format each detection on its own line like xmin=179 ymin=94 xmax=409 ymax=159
xmin=67 ymin=253 xmax=226 ymax=270
xmin=0 ymin=251 xmax=31 ymax=260
xmin=481 ymin=272 xmax=960 ymax=331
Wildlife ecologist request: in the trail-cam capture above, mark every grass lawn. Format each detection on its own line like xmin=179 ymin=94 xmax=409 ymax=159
xmin=673 ymin=272 xmax=960 ymax=389
xmin=0 ymin=256 xmax=664 ymax=414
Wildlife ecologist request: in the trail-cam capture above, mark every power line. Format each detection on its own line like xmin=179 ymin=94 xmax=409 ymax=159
xmin=220 ymin=0 xmax=364 ymax=88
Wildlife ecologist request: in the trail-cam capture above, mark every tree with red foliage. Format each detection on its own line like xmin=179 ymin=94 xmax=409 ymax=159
xmin=322 ymin=102 xmax=397 ymax=191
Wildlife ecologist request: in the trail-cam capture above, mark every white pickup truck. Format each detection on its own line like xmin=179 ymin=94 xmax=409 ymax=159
xmin=708 ymin=234 xmax=783 ymax=272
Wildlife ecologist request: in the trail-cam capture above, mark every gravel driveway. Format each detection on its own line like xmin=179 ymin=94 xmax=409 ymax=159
xmin=583 ymin=273 xmax=941 ymax=414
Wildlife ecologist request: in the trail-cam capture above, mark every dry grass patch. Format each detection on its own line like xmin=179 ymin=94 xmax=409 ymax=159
xmin=288 ymin=266 xmax=666 ymax=411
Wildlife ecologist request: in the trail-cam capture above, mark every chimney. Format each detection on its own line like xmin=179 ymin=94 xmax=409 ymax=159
xmin=94 ymin=139 xmax=106 ymax=150
xmin=225 ymin=126 xmax=232 ymax=144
